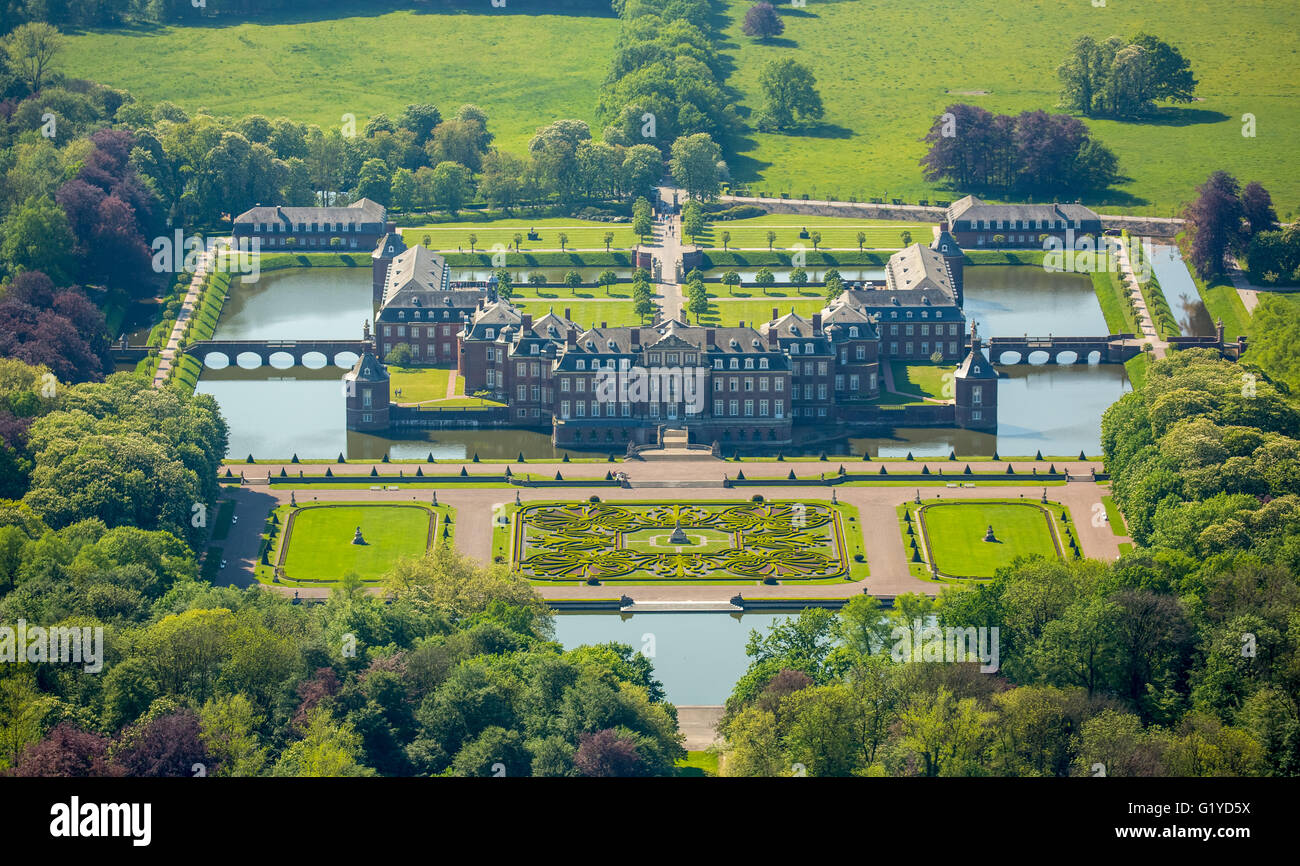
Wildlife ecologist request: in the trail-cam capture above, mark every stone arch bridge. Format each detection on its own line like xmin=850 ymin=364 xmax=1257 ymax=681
xmin=985 ymin=335 xmax=1140 ymax=367
xmin=183 ymin=340 xmax=371 ymax=369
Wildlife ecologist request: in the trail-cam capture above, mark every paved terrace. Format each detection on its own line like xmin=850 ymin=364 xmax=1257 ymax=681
xmin=211 ymin=457 xmax=1117 ymax=604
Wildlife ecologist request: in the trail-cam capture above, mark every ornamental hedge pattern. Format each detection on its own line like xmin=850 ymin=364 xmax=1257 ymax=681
xmin=513 ymin=501 xmax=847 ymax=581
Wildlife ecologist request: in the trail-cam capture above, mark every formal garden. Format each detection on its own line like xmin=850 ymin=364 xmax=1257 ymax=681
xmin=495 ymin=498 xmax=868 ymax=584
xmin=898 ymin=497 xmax=1078 ymax=581
xmin=255 ymin=501 xmax=453 ymax=586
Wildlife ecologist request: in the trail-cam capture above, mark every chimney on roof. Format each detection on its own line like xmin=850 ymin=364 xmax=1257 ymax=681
xmin=812 ymin=313 xmax=822 ymax=335
xmin=705 ymin=328 xmax=716 ymax=347
xmin=940 ymin=221 xmax=950 ymax=231
xmin=600 ymin=321 xmax=607 ymax=329
xmin=521 ymin=313 xmax=532 ymax=331
xmin=768 ymin=328 xmax=778 ymax=349
xmin=739 ymin=320 xmax=745 ymax=328
xmin=566 ymin=328 xmax=576 ymax=347
xmin=564 ymin=307 xmax=571 ymax=320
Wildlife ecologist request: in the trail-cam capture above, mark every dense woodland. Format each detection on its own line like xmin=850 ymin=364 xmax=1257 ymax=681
xmin=719 ymin=351 xmax=1300 ymax=776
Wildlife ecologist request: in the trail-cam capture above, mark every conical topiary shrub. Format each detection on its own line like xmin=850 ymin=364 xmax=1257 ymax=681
xmin=472 ymin=453 xmax=480 ymax=463
xmin=1048 ymin=464 xmax=1057 ymax=474
xmin=415 ymin=466 xmax=423 ymax=477
xmin=369 ymin=466 xmax=378 ymax=477
xmin=555 ymin=471 xmax=564 ymax=480
xmin=948 ymin=450 xmax=957 ymax=461
xmin=604 ymin=470 xmax=612 ymax=480
xmin=992 ymin=450 xmax=1000 ymax=461
xmin=787 ymin=469 xmax=796 ymax=480
xmin=921 ymin=465 xmax=930 ymax=475
xmin=325 ymin=467 xmax=333 ymax=477
xmin=819 ymin=451 xmax=828 ymax=461
xmin=1035 ymin=450 xmax=1043 ymax=460
xmin=427 ymin=452 xmax=435 ymax=463
xmin=459 ymin=466 xmax=468 ymax=477
xmin=736 ymin=469 xmax=746 ymax=480
xmin=338 ymin=453 xmax=346 ymax=463
xmin=246 ymin=454 xmax=255 ymax=464
xmin=381 ymin=454 xmax=389 ymax=463
xmin=517 ymin=452 xmax=526 ymax=463
xmin=1006 ymin=464 xmax=1015 ymax=474
xmin=290 ymin=453 xmax=299 ymax=464
xmin=504 ymin=466 xmax=512 ymax=477
xmin=776 ymin=452 xmax=784 ymax=461
xmin=562 ymin=453 xmax=570 ymax=463
xmin=963 ymin=464 xmax=972 ymax=475
xmin=1079 ymin=450 xmax=1087 ymax=460
xmin=905 ymin=451 xmax=914 ymax=461
xmin=879 ymin=465 xmax=888 ymax=475
xmin=279 ymin=467 xmax=287 ymax=477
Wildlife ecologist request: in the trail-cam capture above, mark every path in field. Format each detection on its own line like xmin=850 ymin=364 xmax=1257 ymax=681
xmin=152 ymin=244 xmax=218 ymax=388
xmin=1115 ymin=239 xmax=1168 ymax=359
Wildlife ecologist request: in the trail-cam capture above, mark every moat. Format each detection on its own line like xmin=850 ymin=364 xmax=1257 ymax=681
xmin=198 ymin=265 xmax=1134 ymax=460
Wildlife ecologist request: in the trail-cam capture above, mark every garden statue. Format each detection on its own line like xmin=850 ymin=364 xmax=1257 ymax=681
xmin=352 ymin=526 xmax=366 ymax=545
xmin=669 ymin=520 xmax=690 ymax=545
xmin=983 ymin=525 xmax=998 ymax=543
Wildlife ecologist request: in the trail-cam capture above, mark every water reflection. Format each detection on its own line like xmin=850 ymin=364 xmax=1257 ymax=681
xmin=964 ymin=266 xmax=1105 ymax=337
xmin=553 ymin=612 xmax=792 ymax=705
xmin=1149 ymin=244 xmax=1214 ymax=337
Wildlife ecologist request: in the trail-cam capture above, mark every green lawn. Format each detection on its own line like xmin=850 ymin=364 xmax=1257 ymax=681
xmin=1091 ymin=270 xmax=1141 ymax=334
xmin=889 ymin=362 xmax=954 ymax=400
xmin=404 ymin=218 xmax=638 ymax=252
xmin=1101 ymin=495 xmax=1128 ymax=535
xmin=389 ymin=365 xmax=455 ymax=403
xmin=1195 ymin=273 xmax=1255 ymax=341
xmin=701 ymin=298 xmax=826 ymax=327
xmin=62 ymin=9 xmax=619 ymax=159
xmin=719 ymin=0 xmax=1300 ymax=214
xmin=698 ymin=215 xmax=934 ymax=250
xmin=516 ymin=299 xmax=642 ymax=327
xmin=920 ymin=501 xmax=1062 ymax=579
xmin=280 ymin=504 xmax=436 ymax=582
xmin=676 ymin=751 xmax=720 ymax=777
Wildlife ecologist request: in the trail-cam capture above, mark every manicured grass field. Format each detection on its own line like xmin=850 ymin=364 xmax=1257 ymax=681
xmin=697 ymin=216 xmax=934 ymax=250
xmin=719 ymin=0 xmax=1300 ymax=214
xmin=62 ymin=9 xmax=619 ymax=158
xmin=920 ymin=501 xmax=1061 ymax=579
xmin=1101 ymin=495 xmax=1128 ymax=534
xmin=389 ymin=365 xmax=455 ymax=404
xmin=404 ymin=218 xmax=639 ymax=252
xmin=700 ymin=298 xmax=826 ymax=327
xmin=515 ymin=299 xmax=643 ymax=327
xmin=1194 ymin=273 xmax=1255 ymax=340
xmin=1091 ymin=271 xmax=1142 ymax=334
xmin=889 ymin=363 xmax=954 ymax=400
xmin=280 ymin=504 xmax=435 ymax=582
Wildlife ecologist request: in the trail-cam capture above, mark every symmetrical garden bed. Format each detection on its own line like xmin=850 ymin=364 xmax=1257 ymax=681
xmin=900 ymin=498 xmax=1075 ymax=581
xmin=504 ymin=499 xmax=864 ymax=583
xmin=257 ymin=502 xmax=450 ymax=586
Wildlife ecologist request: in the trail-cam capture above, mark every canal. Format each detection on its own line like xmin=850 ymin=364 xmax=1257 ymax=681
xmin=552 ymin=612 xmax=793 ymax=706
xmin=199 ymin=264 xmax=1132 ymax=460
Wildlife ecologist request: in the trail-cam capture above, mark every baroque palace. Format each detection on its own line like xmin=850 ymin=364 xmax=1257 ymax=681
xmin=341 ymin=224 xmax=1000 ymax=448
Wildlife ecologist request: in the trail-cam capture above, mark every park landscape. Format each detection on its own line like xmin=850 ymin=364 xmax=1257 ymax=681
xmin=0 ymin=0 xmax=1298 ymax=790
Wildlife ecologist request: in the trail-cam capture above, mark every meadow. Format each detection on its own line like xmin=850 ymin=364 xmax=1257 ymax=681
xmin=59 ymin=2 xmax=1299 ymax=216
xmin=719 ymin=0 xmax=1300 ymax=215
xmin=60 ymin=8 xmax=619 ymax=157
xmin=280 ymin=503 xmax=436 ymax=582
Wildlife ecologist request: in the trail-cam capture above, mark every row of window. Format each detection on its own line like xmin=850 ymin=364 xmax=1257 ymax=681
xmin=384 ymin=325 xmax=456 ymax=338
xmin=252 ymin=221 xmax=368 ymax=233
xmin=710 ymin=377 xmax=785 ymax=393
xmin=886 ymin=323 xmax=961 ymax=337
xmin=886 ymin=342 xmax=960 ymax=356
xmin=260 ymin=237 xmax=360 ymax=248
xmin=964 ymin=218 xmax=1075 ymax=231
xmin=378 ymin=343 xmax=453 ymax=359
xmin=883 ymin=308 xmax=950 ymax=320
xmin=792 ymin=384 xmax=830 ymax=401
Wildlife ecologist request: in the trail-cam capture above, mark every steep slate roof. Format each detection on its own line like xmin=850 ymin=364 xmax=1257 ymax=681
xmin=760 ymin=312 xmax=834 ymax=354
xmin=955 ymin=341 xmax=998 ymax=379
xmin=821 ymin=302 xmax=880 ymax=340
xmin=886 ymin=244 xmax=957 ymax=296
xmin=947 ymin=194 xmax=1099 ymax=225
xmin=344 ymin=350 xmax=388 ymax=384
xmin=234 ymin=198 xmax=387 ymax=227
xmin=382 ymin=246 xmax=450 ymax=302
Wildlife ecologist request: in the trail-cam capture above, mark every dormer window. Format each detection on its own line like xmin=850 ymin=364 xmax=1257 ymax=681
xmin=759 ymin=358 xmax=769 ymax=369
xmin=804 ymin=343 xmax=813 ymax=354
xmin=790 ymin=344 xmax=799 ymax=354
xmin=744 ymin=359 xmax=754 ymax=369
xmin=849 ymin=327 xmax=859 ymax=338
xmin=890 ymin=311 xmax=898 ymax=319
xmin=486 ymin=328 xmax=495 ymax=339
xmin=729 ymin=359 xmax=739 ymax=369
xmin=713 ymin=359 xmax=722 ymax=369
xmin=576 ymin=360 xmax=585 ymax=370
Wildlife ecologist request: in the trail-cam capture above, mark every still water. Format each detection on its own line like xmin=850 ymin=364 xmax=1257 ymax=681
xmin=1149 ymin=244 xmax=1214 ymax=337
xmin=199 ymin=265 xmax=1130 ymax=459
xmin=553 ymin=612 xmax=791 ymax=705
